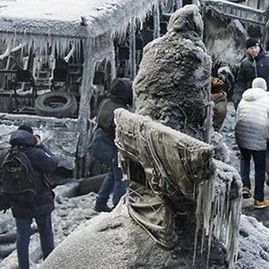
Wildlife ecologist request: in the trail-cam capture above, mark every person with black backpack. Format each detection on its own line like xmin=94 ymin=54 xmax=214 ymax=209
xmin=0 ymin=124 xmax=58 ymax=269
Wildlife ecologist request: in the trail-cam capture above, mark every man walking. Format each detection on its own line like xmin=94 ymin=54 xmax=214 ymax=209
xmin=91 ymin=78 xmax=133 ymax=212
xmin=235 ymin=78 xmax=269 ymax=209
xmin=233 ymin=38 xmax=269 ymax=108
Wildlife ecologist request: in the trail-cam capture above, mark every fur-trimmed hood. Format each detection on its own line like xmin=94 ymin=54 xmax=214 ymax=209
xmin=110 ymin=78 xmax=133 ymax=106
xmin=9 ymin=129 xmax=36 ymax=147
xmin=242 ymin=87 xmax=268 ymax=102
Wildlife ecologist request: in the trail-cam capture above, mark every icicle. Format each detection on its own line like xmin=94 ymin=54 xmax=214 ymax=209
xmin=75 ymin=40 xmax=78 ymax=62
xmin=176 ymin=0 xmax=183 ymax=9
xmin=129 ymin=17 xmax=136 ymax=80
xmin=224 ymin=177 xmax=241 ymax=269
xmin=194 ymin=173 xmax=215 ymax=268
xmin=194 ymin=159 xmax=242 ymax=269
xmin=206 ymin=218 xmax=214 ymax=269
xmin=153 ymin=2 xmax=161 ymax=39
xmin=110 ymin=49 xmax=116 ymax=80
xmin=193 ymin=181 xmax=203 ymax=266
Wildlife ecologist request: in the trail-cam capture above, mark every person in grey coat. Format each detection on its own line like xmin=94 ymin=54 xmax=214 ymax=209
xmin=235 ymin=77 xmax=269 ymax=209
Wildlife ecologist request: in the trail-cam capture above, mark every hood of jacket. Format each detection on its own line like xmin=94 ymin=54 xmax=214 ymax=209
xmin=110 ymin=78 xmax=133 ymax=106
xmin=10 ymin=129 xmax=36 ymax=147
xmin=242 ymin=87 xmax=268 ymax=102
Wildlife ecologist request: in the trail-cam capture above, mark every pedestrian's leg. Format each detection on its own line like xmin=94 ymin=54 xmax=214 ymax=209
xmin=239 ymin=147 xmax=251 ymax=189
xmin=266 ymin=141 xmax=269 ymax=185
xmin=15 ymin=217 xmax=32 ymax=269
xmin=94 ymin=169 xmax=114 ymax=212
xmin=112 ymin=159 xmax=126 ymax=207
xmin=113 ymin=178 xmax=126 ymax=206
xmin=35 ymin=214 xmax=54 ymax=260
xmin=252 ymin=150 xmax=266 ymax=201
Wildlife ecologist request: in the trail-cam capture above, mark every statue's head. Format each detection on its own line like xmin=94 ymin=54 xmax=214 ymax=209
xmin=167 ymin=5 xmax=203 ymax=39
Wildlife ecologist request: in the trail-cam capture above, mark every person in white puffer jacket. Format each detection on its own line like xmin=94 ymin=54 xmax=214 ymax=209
xmin=235 ymin=77 xmax=269 ymax=209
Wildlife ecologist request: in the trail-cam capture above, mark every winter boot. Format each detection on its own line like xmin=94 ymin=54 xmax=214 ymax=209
xmin=254 ymin=199 xmax=269 ymax=209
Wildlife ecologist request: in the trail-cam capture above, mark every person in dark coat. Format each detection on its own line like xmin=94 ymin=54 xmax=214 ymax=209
xmin=8 ymin=124 xmax=58 ymax=269
xmin=233 ymin=38 xmax=269 ymax=109
xmin=93 ymin=78 xmax=133 ymax=212
xmin=210 ymin=77 xmax=228 ymax=132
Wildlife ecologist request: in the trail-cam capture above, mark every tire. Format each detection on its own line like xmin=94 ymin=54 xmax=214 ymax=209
xmin=35 ymin=91 xmax=77 ymax=118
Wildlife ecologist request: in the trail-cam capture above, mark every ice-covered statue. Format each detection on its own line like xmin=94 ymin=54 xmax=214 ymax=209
xmin=134 ymin=4 xmax=211 ymax=141
xmin=40 ymin=5 xmax=241 ymax=269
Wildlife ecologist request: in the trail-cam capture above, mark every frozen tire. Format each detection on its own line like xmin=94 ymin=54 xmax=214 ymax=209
xmin=35 ymin=91 xmax=77 ymax=118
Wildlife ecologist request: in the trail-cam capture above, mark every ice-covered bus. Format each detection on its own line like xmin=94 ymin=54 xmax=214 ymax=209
xmin=0 ymin=0 xmax=181 ymax=177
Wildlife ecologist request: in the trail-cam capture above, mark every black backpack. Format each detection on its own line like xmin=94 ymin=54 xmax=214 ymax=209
xmin=0 ymin=147 xmax=38 ymax=209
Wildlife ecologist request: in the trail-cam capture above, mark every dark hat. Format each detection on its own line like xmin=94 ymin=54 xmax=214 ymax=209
xmin=18 ymin=124 xmax=33 ymax=134
xmin=245 ymin=38 xmax=259 ymax=49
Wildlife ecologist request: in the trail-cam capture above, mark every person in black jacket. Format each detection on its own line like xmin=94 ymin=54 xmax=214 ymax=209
xmin=233 ymin=38 xmax=269 ymax=109
xmin=93 ymin=78 xmax=133 ymax=212
xmin=8 ymin=124 xmax=58 ymax=269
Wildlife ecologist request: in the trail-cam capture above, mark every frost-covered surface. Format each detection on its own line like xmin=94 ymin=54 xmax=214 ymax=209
xmin=114 ymin=108 xmax=241 ymax=268
xmin=203 ymin=13 xmax=247 ymax=68
xmin=0 ymin=121 xmax=77 ymax=169
xmin=39 ymin=200 xmax=227 ymax=269
xmin=236 ymin=215 xmax=269 ymax=268
xmin=0 ymin=0 xmax=167 ymax=38
xmin=2 ymin=104 xmax=269 ymax=269
xmin=2 ymin=185 xmax=269 ymax=269
xmin=3 ymin=192 xmax=269 ymax=269
xmin=220 ymin=102 xmax=240 ymax=172
xmin=131 ymin=4 xmax=240 ymax=267
xmin=35 ymin=103 xmax=241 ymax=268
xmin=211 ymin=131 xmax=231 ymax=163
xmin=38 ymin=201 xmax=269 ymax=269
xmin=134 ymin=4 xmax=211 ymax=140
